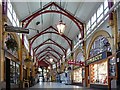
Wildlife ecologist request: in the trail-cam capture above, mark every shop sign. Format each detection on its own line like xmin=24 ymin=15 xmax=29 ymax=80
xmin=68 ymin=60 xmax=76 ymax=64
xmin=68 ymin=60 xmax=84 ymax=66
xmin=86 ymin=51 xmax=107 ymax=65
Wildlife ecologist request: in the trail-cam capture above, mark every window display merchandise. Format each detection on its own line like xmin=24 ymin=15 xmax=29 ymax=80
xmin=108 ymin=57 xmax=116 ymax=77
xmin=73 ymin=68 xmax=82 ymax=83
xmin=90 ymin=61 xmax=108 ymax=85
xmin=10 ymin=60 xmax=20 ymax=87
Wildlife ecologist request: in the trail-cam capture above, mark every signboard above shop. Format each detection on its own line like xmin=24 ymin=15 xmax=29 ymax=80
xmin=85 ymin=51 xmax=112 ymax=65
xmin=68 ymin=60 xmax=84 ymax=66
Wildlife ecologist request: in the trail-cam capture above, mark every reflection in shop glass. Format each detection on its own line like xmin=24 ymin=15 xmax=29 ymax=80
xmin=109 ymin=57 xmax=116 ymax=76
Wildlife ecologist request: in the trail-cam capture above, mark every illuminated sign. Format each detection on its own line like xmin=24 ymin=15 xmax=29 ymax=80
xmin=86 ymin=51 xmax=108 ymax=65
xmin=68 ymin=60 xmax=84 ymax=66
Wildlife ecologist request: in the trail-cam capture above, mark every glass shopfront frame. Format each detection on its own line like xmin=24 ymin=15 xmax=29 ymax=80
xmin=89 ymin=60 xmax=108 ymax=85
xmin=73 ymin=68 xmax=83 ymax=83
xmin=10 ymin=60 xmax=20 ymax=87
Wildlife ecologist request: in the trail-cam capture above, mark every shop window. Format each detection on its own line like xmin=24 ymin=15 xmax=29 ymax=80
xmin=90 ymin=36 xmax=111 ymax=57
xmin=73 ymin=68 xmax=82 ymax=83
xmin=90 ymin=61 xmax=108 ymax=85
xmin=10 ymin=60 xmax=20 ymax=86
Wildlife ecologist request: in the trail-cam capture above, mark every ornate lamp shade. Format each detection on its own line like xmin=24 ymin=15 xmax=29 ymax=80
xmin=57 ymin=20 xmax=65 ymax=34
xmin=50 ymin=58 xmax=53 ymax=62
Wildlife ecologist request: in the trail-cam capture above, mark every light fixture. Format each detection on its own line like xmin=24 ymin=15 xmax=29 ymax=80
xmin=57 ymin=20 xmax=65 ymax=34
xmin=50 ymin=58 xmax=53 ymax=62
xmin=57 ymin=1 xmax=66 ymax=34
xmin=48 ymin=66 xmax=51 ymax=69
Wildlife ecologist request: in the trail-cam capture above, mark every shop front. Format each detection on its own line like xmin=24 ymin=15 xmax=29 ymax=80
xmin=86 ymin=51 xmax=117 ymax=88
xmin=86 ymin=35 xmax=117 ymax=88
xmin=73 ymin=67 xmax=84 ymax=86
xmin=72 ymin=51 xmax=85 ymax=86
xmin=4 ymin=33 xmax=20 ymax=88
xmin=10 ymin=60 xmax=20 ymax=86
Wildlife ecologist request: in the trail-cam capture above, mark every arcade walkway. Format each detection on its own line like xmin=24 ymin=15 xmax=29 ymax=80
xmin=30 ymin=82 xmax=100 ymax=90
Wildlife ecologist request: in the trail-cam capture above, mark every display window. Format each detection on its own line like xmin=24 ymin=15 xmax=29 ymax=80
xmin=90 ymin=60 xmax=108 ymax=85
xmin=10 ymin=60 xmax=20 ymax=86
xmin=73 ymin=68 xmax=82 ymax=83
xmin=108 ymin=56 xmax=116 ymax=77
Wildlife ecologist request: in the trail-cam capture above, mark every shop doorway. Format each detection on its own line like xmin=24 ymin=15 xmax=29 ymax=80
xmin=117 ymin=61 xmax=120 ymax=88
xmin=85 ymin=66 xmax=90 ymax=87
xmin=5 ymin=57 xmax=10 ymax=89
xmin=117 ymin=51 xmax=120 ymax=88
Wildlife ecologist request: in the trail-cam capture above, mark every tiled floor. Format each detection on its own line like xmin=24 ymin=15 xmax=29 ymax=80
xmin=28 ymin=82 xmax=101 ymax=90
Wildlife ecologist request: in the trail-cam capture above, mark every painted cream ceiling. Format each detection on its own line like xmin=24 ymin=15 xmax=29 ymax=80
xmin=11 ymin=1 xmax=102 ymax=64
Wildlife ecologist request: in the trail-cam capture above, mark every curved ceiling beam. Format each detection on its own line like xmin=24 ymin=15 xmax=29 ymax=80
xmin=37 ymin=52 xmax=60 ymax=62
xmin=29 ymin=26 xmax=72 ymax=49
xmin=38 ymin=57 xmax=52 ymax=66
xmin=38 ymin=60 xmax=49 ymax=67
xmin=33 ymin=39 xmax=66 ymax=55
xmin=23 ymin=10 xmax=83 ymax=39
xmin=21 ymin=2 xmax=84 ymax=39
xmin=38 ymin=54 xmax=57 ymax=63
xmin=34 ymin=43 xmax=66 ymax=56
xmin=35 ymin=46 xmax=63 ymax=58
xmin=21 ymin=2 xmax=83 ymax=24
xmin=39 ymin=57 xmax=54 ymax=65
xmin=37 ymin=50 xmax=62 ymax=60
xmin=38 ymin=51 xmax=60 ymax=61
xmin=38 ymin=56 xmax=52 ymax=63
xmin=36 ymin=46 xmax=63 ymax=57
xmin=34 ymin=38 xmax=66 ymax=51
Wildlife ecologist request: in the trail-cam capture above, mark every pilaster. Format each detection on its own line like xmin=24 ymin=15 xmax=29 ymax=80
xmin=0 ymin=3 xmax=5 ymax=81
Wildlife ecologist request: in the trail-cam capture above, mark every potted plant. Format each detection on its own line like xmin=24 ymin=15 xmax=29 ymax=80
xmin=5 ymin=36 xmax=18 ymax=52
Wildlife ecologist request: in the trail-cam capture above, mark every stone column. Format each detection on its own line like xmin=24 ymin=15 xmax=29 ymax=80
xmin=112 ymin=11 xmax=118 ymax=52
xmin=19 ymin=31 xmax=24 ymax=83
xmin=70 ymin=40 xmax=74 ymax=84
xmin=83 ymin=41 xmax=88 ymax=87
xmin=32 ymin=65 xmax=35 ymax=77
xmin=19 ymin=40 xmax=24 ymax=87
xmin=0 ymin=2 xmax=4 ymax=82
xmin=26 ymin=61 xmax=31 ymax=79
xmin=108 ymin=1 xmax=118 ymax=53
